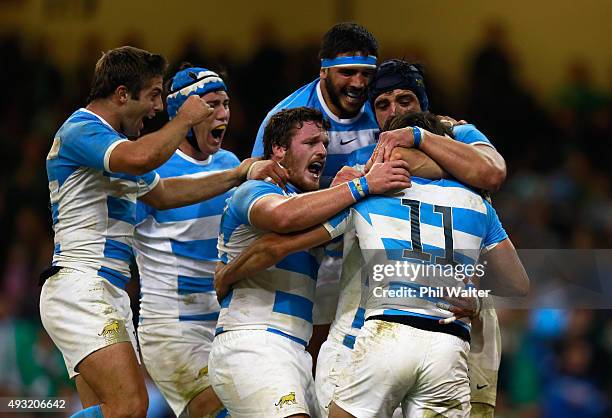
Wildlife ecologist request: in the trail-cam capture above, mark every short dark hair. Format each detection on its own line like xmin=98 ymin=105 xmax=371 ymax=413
xmin=88 ymin=46 xmax=167 ymax=102
xmin=385 ymin=111 xmax=455 ymax=139
xmin=263 ymin=107 xmax=330 ymax=159
xmin=319 ymin=23 xmax=378 ymax=60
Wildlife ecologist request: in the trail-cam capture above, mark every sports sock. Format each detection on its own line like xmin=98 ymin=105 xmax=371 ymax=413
xmin=70 ymin=404 xmax=103 ymax=418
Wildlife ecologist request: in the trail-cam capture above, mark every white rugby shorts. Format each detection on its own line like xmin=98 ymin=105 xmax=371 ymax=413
xmin=315 ymin=336 xmax=353 ymax=417
xmin=333 ymin=319 xmax=471 ymax=418
xmin=138 ymin=320 xmax=216 ymax=417
xmin=40 ymin=267 xmax=139 ymax=378
xmin=468 ymin=299 xmax=501 ymax=407
xmin=209 ymin=329 xmax=319 ymax=417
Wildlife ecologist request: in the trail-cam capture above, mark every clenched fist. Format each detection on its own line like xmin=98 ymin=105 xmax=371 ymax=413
xmin=176 ymin=95 xmax=214 ymax=127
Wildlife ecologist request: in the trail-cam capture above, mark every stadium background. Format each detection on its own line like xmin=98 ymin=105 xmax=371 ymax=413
xmin=0 ymin=0 xmax=610 ymax=416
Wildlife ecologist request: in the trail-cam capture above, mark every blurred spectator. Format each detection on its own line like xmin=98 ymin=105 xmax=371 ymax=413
xmin=542 ymin=339 xmax=607 ymax=418
xmin=466 ymin=20 xmax=557 ymax=170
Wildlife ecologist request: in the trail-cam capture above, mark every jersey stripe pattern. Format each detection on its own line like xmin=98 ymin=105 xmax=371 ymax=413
xmin=324 ymin=178 xmax=507 ymax=332
xmin=134 ymin=149 xmax=240 ymax=323
xmin=46 ymin=108 xmax=159 ymax=288
xmin=328 ymin=125 xmax=498 ymax=347
xmin=216 ymin=180 xmax=320 ymax=346
xmin=251 ymin=79 xmax=379 ymax=187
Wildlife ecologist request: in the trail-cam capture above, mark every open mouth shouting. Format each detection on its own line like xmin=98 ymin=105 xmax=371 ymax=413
xmin=210 ymin=123 xmax=227 ymax=139
xmin=307 ymin=160 xmax=325 ymax=180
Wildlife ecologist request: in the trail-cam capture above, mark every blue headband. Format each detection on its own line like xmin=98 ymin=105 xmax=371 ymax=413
xmin=320 ymin=55 xmax=377 ymax=69
xmin=166 ymin=67 xmax=227 ymax=120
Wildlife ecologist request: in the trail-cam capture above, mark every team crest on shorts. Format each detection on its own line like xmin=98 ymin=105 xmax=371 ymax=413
xmin=98 ymin=319 xmax=128 ymax=344
xmin=275 ymin=391 xmax=297 ymax=408
xmin=197 ymin=365 xmax=209 ymax=379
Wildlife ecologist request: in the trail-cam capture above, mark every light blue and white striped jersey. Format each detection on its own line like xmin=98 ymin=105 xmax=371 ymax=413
xmin=328 ymin=125 xmax=498 ymax=348
xmin=324 ymin=178 xmax=507 ymax=337
xmin=46 ymin=108 xmax=160 ymax=288
xmin=134 ymin=149 xmax=240 ymax=323
xmin=251 ymin=79 xmax=379 ymax=187
xmin=216 ymin=180 xmax=321 ymax=346
xmin=452 ymin=124 xmax=494 ymax=147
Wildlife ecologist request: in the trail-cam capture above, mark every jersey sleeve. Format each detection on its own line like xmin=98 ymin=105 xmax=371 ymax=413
xmin=323 ymin=207 xmax=353 ymax=240
xmin=62 ymin=120 xmax=128 ymax=171
xmin=220 ymin=150 xmax=241 ymax=168
xmin=231 ymin=180 xmax=284 ymax=225
xmin=135 ymin=171 xmax=160 ymax=197
xmin=482 ymin=200 xmax=508 ymax=251
xmin=346 ymin=144 xmax=375 ymax=169
xmin=453 ymin=124 xmax=495 ymax=148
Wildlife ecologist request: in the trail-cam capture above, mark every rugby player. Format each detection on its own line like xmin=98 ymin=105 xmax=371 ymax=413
xmin=330 ymin=59 xmax=508 ymax=417
xmin=250 ymin=22 xmax=381 ymax=364
xmin=365 ymin=59 xmax=508 ymax=418
xmin=325 ymin=112 xmax=528 ymax=418
xmin=209 ymin=107 xmax=411 ymax=418
xmin=133 ymin=64 xmax=284 ymax=418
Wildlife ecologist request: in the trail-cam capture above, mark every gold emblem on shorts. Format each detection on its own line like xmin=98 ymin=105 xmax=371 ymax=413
xmin=197 ymin=366 xmax=209 ymax=379
xmin=99 ymin=320 xmax=120 ymax=337
xmin=98 ymin=320 xmax=128 ymax=344
xmin=275 ymin=391 xmax=297 ymax=408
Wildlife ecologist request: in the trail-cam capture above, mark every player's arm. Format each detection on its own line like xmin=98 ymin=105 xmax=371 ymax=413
xmin=371 ymin=126 xmax=506 ymax=192
xmin=439 ymin=238 xmax=529 ymax=323
xmin=249 ymin=160 xmax=410 ymax=233
xmin=419 ymin=137 xmax=506 ymax=192
xmin=140 ymin=159 xmax=289 ymax=210
xmin=479 ymin=238 xmax=529 ymax=297
xmin=390 ymin=148 xmax=448 ymax=179
xmin=215 ymin=226 xmax=332 ymax=300
xmin=109 ymin=96 xmax=214 ymax=175
xmin=333 ymin=155 xmax=446 ymax=186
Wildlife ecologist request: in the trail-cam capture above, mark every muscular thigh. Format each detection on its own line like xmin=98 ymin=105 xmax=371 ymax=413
xmin=76 ymin=342 xmax=147 ymax=407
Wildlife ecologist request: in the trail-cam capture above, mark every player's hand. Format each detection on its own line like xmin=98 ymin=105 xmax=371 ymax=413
xmin=214 ymin=262 xmax=231 ymax=304
xmin=331 ymin=166 xmax=363 ymax=187
xmin=242 ymin=159 xmax=289 ymax=188
xmin=365 ymin=160 xmax=411 ymax=194
xmin=436 ymin=295 xmax=481 ymax=324
xmin=176 ymin=95 xmax=214 ymax=127
xmin=438 ymin=115 xmax=468 ymax=128
xmin=364 ymin=127 xmax=414 ymax=172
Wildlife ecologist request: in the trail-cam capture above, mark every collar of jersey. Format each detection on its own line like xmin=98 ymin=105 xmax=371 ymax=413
xmin=283 ymin=182 xmax=301 ymax=195
xmin=316 ymin=80 xmax=365 ymax=124
xmin=79 ymin=108 xmax=126 ymax=138
xmin=176 ymin=149 xmax=213 ymax=165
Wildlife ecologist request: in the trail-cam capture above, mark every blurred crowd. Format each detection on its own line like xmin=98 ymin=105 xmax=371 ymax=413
xmin=0 ymin=22 xmax=610 ymax=417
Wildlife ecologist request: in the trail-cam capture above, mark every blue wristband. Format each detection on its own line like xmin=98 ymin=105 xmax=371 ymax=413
xmin=347 ymin=180 xmax=361 ymax=202
xmin=412 ymin=126 xmax=422 ymax=148
xmin=348 ymin=178 xmax=368 ymax=202
xmin=359 ymin=176 xmax=369 ymax=196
